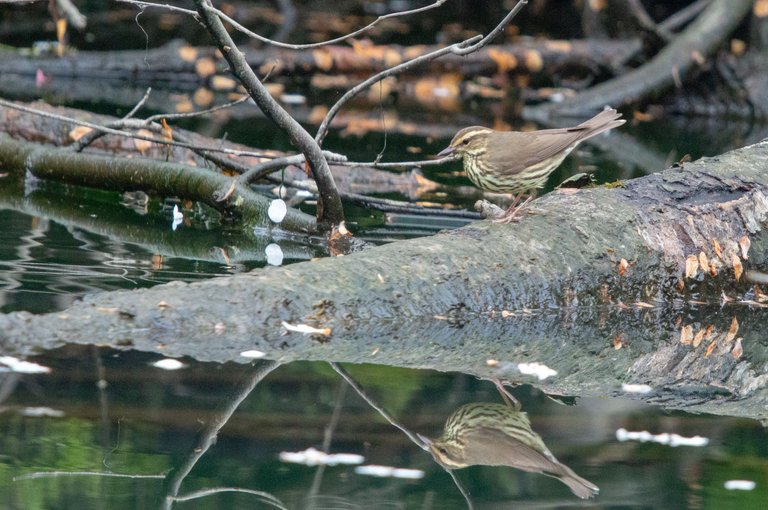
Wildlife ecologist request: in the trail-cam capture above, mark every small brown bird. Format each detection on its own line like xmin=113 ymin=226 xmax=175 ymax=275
xmin=423 ymin=402 xmax=599 ymax=500
xmin=438 ymin=108 xmax=625 ymax=222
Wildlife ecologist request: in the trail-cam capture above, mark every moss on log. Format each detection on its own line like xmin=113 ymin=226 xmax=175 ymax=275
xmin=2 ymin=139 xmax=768 ymax=420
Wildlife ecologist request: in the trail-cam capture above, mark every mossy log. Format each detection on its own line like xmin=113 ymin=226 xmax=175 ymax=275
xmin=2 ymin=140 xmax=768 ymax=421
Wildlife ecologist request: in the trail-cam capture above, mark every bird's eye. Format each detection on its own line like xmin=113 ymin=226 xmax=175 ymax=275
xmin=438 ymin=446 xmax=448 ymax=455
xmin=462 ymin=139 xmax=469 ymax=145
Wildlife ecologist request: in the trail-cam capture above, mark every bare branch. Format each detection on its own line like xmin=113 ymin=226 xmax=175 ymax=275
xmin=314 ymin=0 xmax=529 ymax=145
xmin=452 ymin=0 xmax=528 ymax=55
xmin=170 ymin=487 xmax=287 ymax=509
xmin=193 ymin=0 xmax=344 ymax=228
xmin=113 ymin=0 xmax=197 ymax=17
xmin=0 ymin=98 xmax=279 ymax=159
xmin=207 ymin=0 xmax=450 ymax=50
xmin=144 ymin=94 xmax=251 ymax=123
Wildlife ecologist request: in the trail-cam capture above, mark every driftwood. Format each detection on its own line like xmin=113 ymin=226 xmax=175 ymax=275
xmin=527 ymin=0 xmax=754 ymax=119
xmin=0 ymin=39 xmax=634 ymax=85
xmin=2 ymin=138 xmax=768 ymax=421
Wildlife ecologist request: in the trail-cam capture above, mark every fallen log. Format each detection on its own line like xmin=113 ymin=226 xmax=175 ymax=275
xmin=0 ymin=39 xmax=634 ymax=85
xmin=1 ymin=137 xmax=768 ymax=420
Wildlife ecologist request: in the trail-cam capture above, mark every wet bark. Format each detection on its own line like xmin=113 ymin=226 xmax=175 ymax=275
xmin=2 ymin=139 xmax=768 ymax=421
xmin=0 ymin=132 xmax=317 ymax=232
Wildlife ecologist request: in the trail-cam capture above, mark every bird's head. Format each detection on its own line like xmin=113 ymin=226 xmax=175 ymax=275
xmin=422 ymin=435 xmax=469 ymax=468
xmin=437 ymin=126 xmax=492 ymax=158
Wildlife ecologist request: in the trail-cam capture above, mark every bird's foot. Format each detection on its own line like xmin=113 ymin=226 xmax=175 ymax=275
xmin=492 ymin=198 xmax=536 ymax=223
xmin=474 ymin=199 xmax=506 ymax=220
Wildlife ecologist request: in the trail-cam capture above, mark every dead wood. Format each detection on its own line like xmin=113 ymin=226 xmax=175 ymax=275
xmin=526 ymin=0 xmax=754 ymax=119
xmin=2 ymin=138 xmax=768 ymax=421
xmin=0 ymin=39 xmax=634 ymax=85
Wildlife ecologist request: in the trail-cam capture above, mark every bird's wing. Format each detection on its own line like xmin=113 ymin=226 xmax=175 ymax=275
xmin=485 ymin=129 xmax=589 ymax=175
xmin=461 ymin=427 xmax=559 ymax=472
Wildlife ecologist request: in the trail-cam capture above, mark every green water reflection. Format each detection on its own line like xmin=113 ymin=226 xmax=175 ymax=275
xmin=1 ymin=348 xmax=766 ymax=509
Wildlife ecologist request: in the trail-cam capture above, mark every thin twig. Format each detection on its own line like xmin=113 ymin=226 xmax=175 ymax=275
xmin=194 ymin=0 xmax=344 ymax=227
xmin=72 ymin=87 xmax=154 ymax=151
xmin=329 ymin=362 xmax=428 ymax=449
xmin=626 ymin=0 xmax=674 ymax=42
xmin=206 ymin=0 xmax=449 ymax=50
xmin=329 ymin=362 xmax=475 ymax=510
xmin=163 ymin=361 xmax=281 ymax=510
xmin=114 ymin=0 xmax=197 ymax=17
xmin=340 ymin=155 xmax=458 ymax=169
xmin=14 ymin=471 xmax=165 ymax=481
xmin=240 ymin=151 xmax=347 ymax=185
xmin=0 ymin=98 xmax=279 ymax=159
xmin=314 ymin=40 xmax=477 ymax=145
xmin=453 ymin=0 xmax=528 ymax=56
xmin=122 ymin=87 xmax=152 ymax=120
xmin=661 ymin=0 xmax=712 ymax=32
xmin=315 ymin=0 xmax=528 ymax=145
xmin=170 ymin=487 xmax=288 ymax=509
xmin=271 ymin=175 xmax=481 ymax=219
xmin=144 ymin=94 xmax=251 ymax=123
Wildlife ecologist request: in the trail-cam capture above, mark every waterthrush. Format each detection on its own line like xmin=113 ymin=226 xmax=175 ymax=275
xmin=424 ymin=402 xmax=599 ymax=499
xmin=438 ymin=108 xmax=624 ymax=222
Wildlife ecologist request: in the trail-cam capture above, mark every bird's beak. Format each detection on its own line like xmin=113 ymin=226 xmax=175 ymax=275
xmin=437 ymin=146 xmax=454 ymax=157
xmin=416 ymin=433 xmax=433 ymax=450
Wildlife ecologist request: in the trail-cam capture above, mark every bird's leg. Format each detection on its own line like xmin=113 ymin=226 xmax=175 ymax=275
xmin=493 ymin=191 xmax=538 ymax=224
xmin=493 ymin=379 xmax=522 ymax=411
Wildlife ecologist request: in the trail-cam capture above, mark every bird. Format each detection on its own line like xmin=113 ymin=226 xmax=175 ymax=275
xmin=423 ymin=402 xmax=600 ymax=499
xmin=437 ymin=108 xmax=624 ymax=222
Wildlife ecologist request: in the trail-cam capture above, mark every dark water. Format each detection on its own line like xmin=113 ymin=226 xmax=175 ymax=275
xmin=2 ymin=141 xmax=767 ymax=508
xmin=2 ymin=2 xmax=768 ymax=509
xmin=3 ymin=347 xmax=767 ymax=510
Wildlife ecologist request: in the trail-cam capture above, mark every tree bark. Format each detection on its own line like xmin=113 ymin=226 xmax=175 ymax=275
xmin=0 ymin=132 xmax=317 ymax=232
xmin=2 ymin=138 xmax=768 ymax=420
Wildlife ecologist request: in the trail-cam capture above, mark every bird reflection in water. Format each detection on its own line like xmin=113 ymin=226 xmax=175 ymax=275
xmin=423 ymin=402 xmax=599 ymax=499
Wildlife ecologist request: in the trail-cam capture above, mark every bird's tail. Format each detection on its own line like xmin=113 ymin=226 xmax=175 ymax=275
xmin=573 ymin=107 xmax=625 ymax=139
xmin=552 ymin=462 xmax=600 ymax=499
